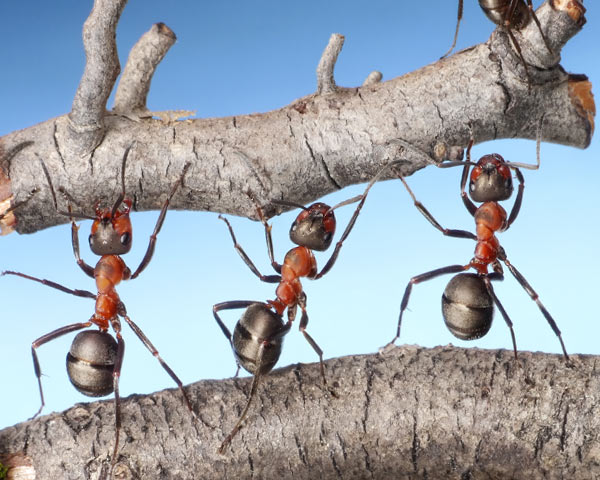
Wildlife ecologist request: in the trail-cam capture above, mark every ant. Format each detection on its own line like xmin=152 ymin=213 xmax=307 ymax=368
xmin=1 ymin=146 xmax=195 ymax=466
xmin=213 ymin=164 xmax=391 ymax=453
xmin=441 ymin=0 xmax=553 ymax=87
xmin=384 ymin=133 xmax=569 ymax=361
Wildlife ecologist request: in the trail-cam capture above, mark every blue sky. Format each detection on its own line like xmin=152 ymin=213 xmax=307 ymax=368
xmin=0 ymin=1 xmax=598 ymax=430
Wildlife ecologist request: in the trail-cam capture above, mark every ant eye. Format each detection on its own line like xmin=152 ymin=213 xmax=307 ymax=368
xmin=470 ymin=183 xmax=475 ymax=192
xmin=120 ymin=232 xmax=131 ymax=246
xmin=88 ymin=234 xmax=94 ymax=248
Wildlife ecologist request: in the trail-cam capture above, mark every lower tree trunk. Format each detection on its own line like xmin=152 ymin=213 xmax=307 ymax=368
xmin=0 ymin=345 xmax=597 ymax=479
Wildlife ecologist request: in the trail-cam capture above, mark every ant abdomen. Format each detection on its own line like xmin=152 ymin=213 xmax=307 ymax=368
xmin=442 ymin=273 xmax=494 ymax=340
xmin=480 ymin=0 xmax=530 ymax=30
xmin=66 ymin=330 xmax=117 ymax=397
xmin=233 ymin=303 xmax=285 ymax=375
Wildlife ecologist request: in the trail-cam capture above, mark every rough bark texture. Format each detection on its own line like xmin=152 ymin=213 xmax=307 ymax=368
xmin=0 ymin=1 xmax=593 ymax=236
xmin=0 ymin=346 xmax=598 ymax=479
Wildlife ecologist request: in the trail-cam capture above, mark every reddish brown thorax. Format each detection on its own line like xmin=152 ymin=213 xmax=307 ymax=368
xmin=93 ymin=255 xmax=130 ymax=328
xmin=469 ymin=156 xmax=510 ymax=274
xmin=269 ymin=246 xmax=318 ymax=315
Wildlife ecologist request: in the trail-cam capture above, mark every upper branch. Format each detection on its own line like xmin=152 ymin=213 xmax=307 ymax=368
xmin=113 ymin=22 xmax=177 ymax=116
xmin=60 ymin=0 xmax=127 ymax=155
xmin=0 ymin=0 xmax=593 ymax=235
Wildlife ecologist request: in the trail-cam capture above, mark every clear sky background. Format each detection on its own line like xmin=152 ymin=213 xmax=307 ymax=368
xmin=1 ymin=1 xmax=598 ymax=430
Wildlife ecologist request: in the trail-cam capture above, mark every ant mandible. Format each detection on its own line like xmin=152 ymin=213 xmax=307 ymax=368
xmin=2 ymin=146 xmax=194 ymax=465
xmin=441 ymin=0 xmax=553 ymax=87
xmin=213 ymin=164 xmax=391 ymax=453
xmin=384 ymin=135 xmax=569 ymax=360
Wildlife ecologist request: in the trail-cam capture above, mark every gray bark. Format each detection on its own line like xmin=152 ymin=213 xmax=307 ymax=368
xmin=0 ymin=1 xmax=592 ymax=236
xmin=0 ymin=346 xmax=597 ymax=479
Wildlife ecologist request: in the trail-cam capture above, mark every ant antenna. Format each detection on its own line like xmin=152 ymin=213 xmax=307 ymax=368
xmin=270 ymin=199 xmax=309 ymax=211
xmin=111 ymin=145 xmax=133 ymax=218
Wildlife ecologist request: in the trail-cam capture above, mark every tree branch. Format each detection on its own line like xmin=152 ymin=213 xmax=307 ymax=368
xmin=58 ymin=0 xmax=128 ymax=155
xmin=113 ymin=23 xmax=177 ymax=117
xmin=0 ymin=1 xmax=593 ymax=236
xmin=0 ymin=346 xmax=597 ymax=479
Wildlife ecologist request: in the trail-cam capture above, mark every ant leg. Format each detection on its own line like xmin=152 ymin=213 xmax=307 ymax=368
xmin=30 ymin=321 xmax=93 ymax=419
xmin=440 ymin=0 xmax=463 ymax=59
xmin=1 ymin=271 xmax=96 ymax=299
xmin=506 ymin=115 xmax=544 ymax=228
xmin=400 ymin=177 xmax=476 ymax=240
xmin=297 ymin=293 xmax=327 ymax=386
xmin=69 ymin=209 xmax=96 ymax=278
xmin=482 ymin=276 xmax=518 ymax=359
xmin=505 ymin=25 xmax=533 ymax=90
xmin=460 ymin=138 xmax=478 ymax=216
xmin=383 ymin=264 xmax=469 ymax=349
xmin=218 ymin=215 xmax=282 ymax=283
xmin=218 ymin=342 xmax=267 ymax=454
xmin=38 ymin=158 xmax=96 ymax=278
xmin=501 ymin=257 xmax=569 ymax=360
xmin=506 ymin=168 xmax=524 ymax=228
xmin=525 ymin=0 xmax=553 ymax=54
xmin=107 ymin=322 xmax=126 ymax=469
xmin=254 ymin=202 xmax=282 ymax=274
xmin=119 ymin=308 xmax=198 ymax=420
xmin=130 ymin=162 xmax=191 ymax=279
xmin=315 ymin=161 xmax=393 ymax=279
xmin=213 ymin=300 xmax=259 ymax=374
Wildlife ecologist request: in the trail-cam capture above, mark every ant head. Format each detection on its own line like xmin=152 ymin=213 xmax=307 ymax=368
xmin=289 ymin=202 xmax=336 ymax=251
xmin=468 ymin=154 xmax=513 ymax=203
xmin=89 ymin=198 xmax=133 ymax=255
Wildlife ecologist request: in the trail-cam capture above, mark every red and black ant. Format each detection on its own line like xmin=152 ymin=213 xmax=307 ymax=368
xmin=213 ymin=164 xmax=391 ymax=453
xmin=1 ymin=146 xmax=194 ymax=465
xmin=384 ymin=135 xmax=568 ymax=360
xmin=441 ymin=0 xmax=553 ymax=87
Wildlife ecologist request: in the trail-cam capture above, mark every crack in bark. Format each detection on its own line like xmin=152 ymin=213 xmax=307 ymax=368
xmin=52 ymin=121 xmax=67 ymax=171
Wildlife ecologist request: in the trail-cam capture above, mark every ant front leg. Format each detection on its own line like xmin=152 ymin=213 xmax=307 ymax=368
xmin=400 ymin=176 xmax=476 ymax=241
xmin=30 ymin=321 xmax=93 ymax=419
xmin=460 ymin=138 xmax=478 ymax=216
xmin=69 ymin=214 xmax=96 ymax=278
xmin=315 ymin=161 xmax=397 ymax=279
xmin=383 ymin=264 xmax=469 ymax=350
xmin=218 ymin=215 xmax=282 ymax=283
xmin=506 ymin=168 xmax=524 ymax=228
xmin=38 ymin=158 xmax=96 ymax=278
xmin=130 ymin=162 xmax=191 ymax=279
xmin=255 ymin=202 xmax=282 ymax=274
